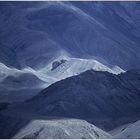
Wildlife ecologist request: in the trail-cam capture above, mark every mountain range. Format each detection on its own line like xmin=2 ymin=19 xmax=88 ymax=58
xmin=0 ymin=1 xmax=140 ymax=139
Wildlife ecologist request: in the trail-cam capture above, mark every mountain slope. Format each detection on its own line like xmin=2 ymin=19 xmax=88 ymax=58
xmin=40 ymin=57 xmax=124 ymax=82
xmin=0 ymin=2 xmax=140 ymax=69
xmin=0 ymin=74 xmax=45 ymax=103
xmin=0 ymin=56 xmax=124 ymax=102
xmin=0 ymin=69 xmax=139 ymax=138
xmin=0 ymin=63 xmax=46 ymax=102
xmin=111 ymin=120 xmax=140 ymax=138
xmin=0 ymin=43 xmax=20 ymax=68
xmin=13 ymin=119 xmax=111 ymax=139
xmin=0 ymin=105 xmax=111 ymax=139
xmin=17 ymin=69 xmax=140 ymax=130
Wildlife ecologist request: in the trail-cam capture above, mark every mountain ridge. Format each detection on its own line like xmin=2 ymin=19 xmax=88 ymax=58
xmin=14 ymin=69 xmax=140 ymax=130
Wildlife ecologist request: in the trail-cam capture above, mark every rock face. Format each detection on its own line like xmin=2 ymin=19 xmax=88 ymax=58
xmin=51 ymin=59 xmax=67 ymax=71
xmin=0 ymin=2 xmax=140 ymax=69
xmin=23 ymin=70 xmax=140 ymax=130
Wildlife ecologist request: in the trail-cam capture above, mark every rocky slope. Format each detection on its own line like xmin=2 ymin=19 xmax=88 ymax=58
xmin=13 ymin=119 xmax=111 ymax=139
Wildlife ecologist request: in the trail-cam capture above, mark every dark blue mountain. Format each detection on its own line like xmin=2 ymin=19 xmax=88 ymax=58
xmin=0 ymin=2 xmax=140 ymax=69
xmin=16 ymin=69 xmax=140 ymax=130
xmin=0 ymin=2 xmax=140 ymax=139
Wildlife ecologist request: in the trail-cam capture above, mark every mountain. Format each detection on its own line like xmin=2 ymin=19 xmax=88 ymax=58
xmin=13 ymin=119 xmax=111 ymax=139
xmin=40 ymin=56 xmax=125 ymax=81
xmin=0 ymin=69 xmax=139 ymax=138
xmin=0 ymin=2 xmax=140 ymax=70
xmin=19 ymin=69 xmax=140 ymax=130
xmin=0 ymin=57 xmax=124 ymax=102
xmin=0 ymin=2 xmax=140 ymax=139
xmin=0 ymin=63 xmax=46 ymax=102
xmin=0 ymin=74 xmax=45 ymax=103
xmin=111 ymin=120 xmax=140 ymax=138
xmin=0 ymin=106 xmax=111 ymax=139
